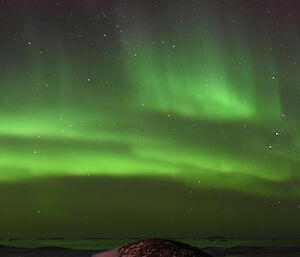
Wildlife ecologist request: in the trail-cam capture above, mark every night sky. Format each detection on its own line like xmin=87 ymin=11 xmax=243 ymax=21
xmin=0 ymin=0 xmax=300 ymax=238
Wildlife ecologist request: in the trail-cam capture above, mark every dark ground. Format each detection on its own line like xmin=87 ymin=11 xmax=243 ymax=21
xmin=1 ymin=245 xmax=300 ymax=257
xmin=0 ymin=245 xmax=100 ymax=257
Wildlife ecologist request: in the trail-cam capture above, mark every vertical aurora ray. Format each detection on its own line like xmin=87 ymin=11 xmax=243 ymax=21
xmin=122 ymin=10 xmax=282 ymax=121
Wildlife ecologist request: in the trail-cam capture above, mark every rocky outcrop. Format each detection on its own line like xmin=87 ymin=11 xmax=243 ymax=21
xmin=117 ymin=239 xmax=212 ymax=257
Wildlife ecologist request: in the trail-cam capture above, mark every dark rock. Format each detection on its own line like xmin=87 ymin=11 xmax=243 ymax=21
xmin=117 ymin=239 xmax=212 ymax=257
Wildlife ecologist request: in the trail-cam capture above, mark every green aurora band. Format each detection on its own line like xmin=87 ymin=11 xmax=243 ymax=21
xmin=0 ymin=3 xmax=300 ymax=197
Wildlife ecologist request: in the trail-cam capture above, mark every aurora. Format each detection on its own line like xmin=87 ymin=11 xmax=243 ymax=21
xmin=0 ymin=0 xmax=299 ymax=238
